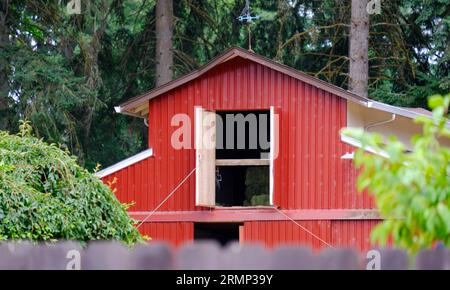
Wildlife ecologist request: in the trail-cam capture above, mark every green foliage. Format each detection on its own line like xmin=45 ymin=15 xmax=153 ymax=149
xmin=0 ymin=122 xmax=143 ymax=244
xmin=342 ymin=94 xmax=450 ymax=253
xmin=0 ymin=0 xmax=147 ymax=170
xmin=1 ymin=0 xmax=450 ymax=171
xmin=4 ymin=45 xmax=96 ymax=157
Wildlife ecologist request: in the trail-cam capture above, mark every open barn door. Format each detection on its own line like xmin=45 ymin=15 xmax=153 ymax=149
xmin=195 ymin=107 xmax=216 ymax=207
xmin=269 ymin=106 xmax=279 ymax=206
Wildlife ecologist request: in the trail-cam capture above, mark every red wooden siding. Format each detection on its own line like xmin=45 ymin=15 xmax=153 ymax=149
xmin=242 ymin=220 xmax=378 ymax=252
xmin=331 ymin=220 xmax=379 ymax=251
xmin=131 ymin=220 xmax=378 ymax=251
xmin=103 ymin=57 xmax=374 ymax=211
xmin=242 ymin=220 xmax=332 ymax=250
xmin=137 ymin=222 xmax=193 ymax=247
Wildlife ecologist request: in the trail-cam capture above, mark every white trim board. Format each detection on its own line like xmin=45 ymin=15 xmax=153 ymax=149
xmin=94 ymin=149 xmax=153 ymax=178
xmin=269 ymin=106 xmax=275 ymax=206
xmin=340 ymin=134 xmax=389 ymax=159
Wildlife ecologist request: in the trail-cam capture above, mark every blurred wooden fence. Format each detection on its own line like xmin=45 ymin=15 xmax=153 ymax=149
xmin=0 ymin=241 xmax=449 ymax=270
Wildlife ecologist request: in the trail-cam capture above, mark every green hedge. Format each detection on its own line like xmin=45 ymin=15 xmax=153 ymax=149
xmin=0 ymin=121 xmax=143 ymax=244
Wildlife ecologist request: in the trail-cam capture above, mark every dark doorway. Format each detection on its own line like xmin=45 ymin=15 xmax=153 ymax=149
xmin=216 ymin=166 xmax=269 ymax=206
xmin=216 ymin=110 xmax=270 ymax=159
xmin=194 ymin=223 xmax=241 ymax=246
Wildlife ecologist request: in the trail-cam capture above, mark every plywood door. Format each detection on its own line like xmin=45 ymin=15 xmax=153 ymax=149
xmin=195 ymin=107 xmax=216 ymax=207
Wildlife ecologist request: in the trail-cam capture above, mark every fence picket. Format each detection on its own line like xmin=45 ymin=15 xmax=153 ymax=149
xmin=0 ymin=241 xmax=448 ymax=270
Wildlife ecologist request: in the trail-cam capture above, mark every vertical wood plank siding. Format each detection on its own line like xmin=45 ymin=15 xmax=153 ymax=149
xmin=243 ymin=220 xmax=377 ymax=252
xmin=101 ymin=57 xmax=376 ymax=247
xmin=103 ymin=58 xmax=374 ymax=210
xmin=137 ymin=222 xmax=193 ymax=247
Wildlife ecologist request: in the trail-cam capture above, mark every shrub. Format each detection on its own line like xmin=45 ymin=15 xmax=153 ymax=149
xmin=342 ymin=94 xmax=450 ymax=253
xmin=0 ymin=121 xmax=143 ymax=244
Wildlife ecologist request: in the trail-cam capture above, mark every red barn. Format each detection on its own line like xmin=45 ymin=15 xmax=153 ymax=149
xmin=96 ymin=47 xmax=439 ymax=251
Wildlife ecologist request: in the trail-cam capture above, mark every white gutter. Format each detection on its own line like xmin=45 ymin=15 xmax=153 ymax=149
xmin=368 ymin=101 xmax=450 ymax=129
xmin=340 ymin=134 xmax=389 ymax=159
xmin=115 ymin=106 xmax=147 ymax=119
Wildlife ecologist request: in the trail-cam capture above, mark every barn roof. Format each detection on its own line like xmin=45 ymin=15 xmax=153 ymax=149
xmin=115 ymin=46 xmax=438 ymax=123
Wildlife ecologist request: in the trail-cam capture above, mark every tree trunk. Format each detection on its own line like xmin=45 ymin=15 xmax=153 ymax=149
xmin=0 ymin=1 xmax=9 ymax=111
xmin=155 ymin=0 xmax=173 ymax=87
xmin=349 ymin=0 xmax=369 ymax=97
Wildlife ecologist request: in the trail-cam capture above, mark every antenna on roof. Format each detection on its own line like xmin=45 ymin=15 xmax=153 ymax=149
xmin=237 ymin=0 xmax=260 ymax=52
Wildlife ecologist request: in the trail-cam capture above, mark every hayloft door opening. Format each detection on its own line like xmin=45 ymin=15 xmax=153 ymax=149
xmin=195 ymin=107 xmax=277 ymax=207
